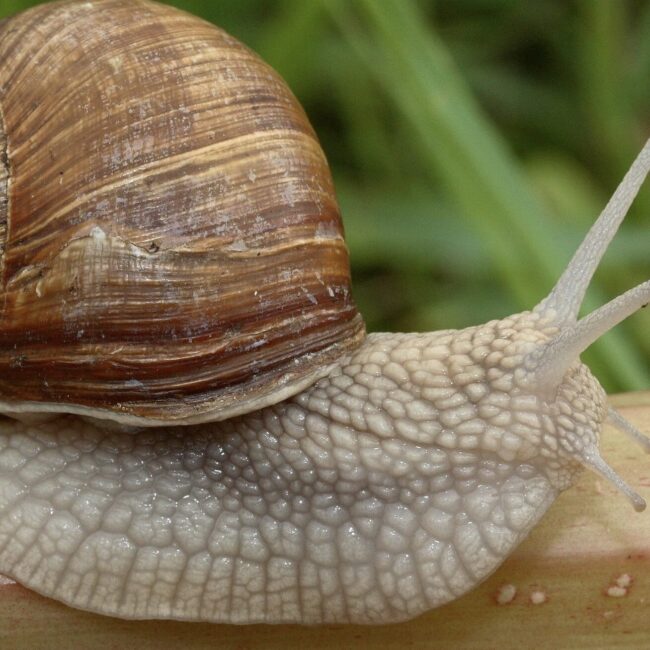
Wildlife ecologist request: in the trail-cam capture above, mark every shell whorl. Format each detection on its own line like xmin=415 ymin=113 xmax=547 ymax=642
xmin=0 ymin=0 xmax=364 ymax=424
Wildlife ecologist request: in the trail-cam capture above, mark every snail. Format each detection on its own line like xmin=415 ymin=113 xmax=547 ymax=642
xmin=0 ymin=0 xmax=648 ymax=626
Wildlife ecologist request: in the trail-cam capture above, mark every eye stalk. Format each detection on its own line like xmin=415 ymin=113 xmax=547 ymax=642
xmin=525 ymin=140 xmax=650 ymax=511
xmin=531 ymin=139 xmax=650 ymax=391
xmin=536 ymin=140 xmax=650 ymax=326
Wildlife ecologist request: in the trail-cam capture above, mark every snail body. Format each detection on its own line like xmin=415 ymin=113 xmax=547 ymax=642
xmin=0 ymin=0 xmax=648 ymax=625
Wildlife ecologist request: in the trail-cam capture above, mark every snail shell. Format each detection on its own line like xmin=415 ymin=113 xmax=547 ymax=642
xmin=0 ymin=0 xmax=364 ymax=425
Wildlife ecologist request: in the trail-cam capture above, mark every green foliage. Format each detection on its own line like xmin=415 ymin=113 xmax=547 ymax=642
xmin=1 ymin=0 xmax=649 ymax=391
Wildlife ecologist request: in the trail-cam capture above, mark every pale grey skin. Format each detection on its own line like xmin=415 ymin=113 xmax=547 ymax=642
xmin=0 ymin=142 xmax=649 ymax=624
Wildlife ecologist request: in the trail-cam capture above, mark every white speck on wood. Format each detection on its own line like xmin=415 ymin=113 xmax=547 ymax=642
xmin=529 ymin=590 xmax=547 ymax=605
xmin=606 ymin=585 xmax=627 ymax=598
xmin=496 ymin=584 xmax=517 ymax=604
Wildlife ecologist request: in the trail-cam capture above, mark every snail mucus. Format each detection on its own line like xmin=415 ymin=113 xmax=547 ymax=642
xmin=0 ymin=0 xmax=648 ymax=625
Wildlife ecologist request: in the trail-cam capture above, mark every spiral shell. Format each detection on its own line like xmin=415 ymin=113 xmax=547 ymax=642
xmin=0 ymin=0 xmax=364 ymax=424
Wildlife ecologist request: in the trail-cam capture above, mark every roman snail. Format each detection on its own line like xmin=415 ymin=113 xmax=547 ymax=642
xmin=0 ymin=0 xmax=648 ymax=625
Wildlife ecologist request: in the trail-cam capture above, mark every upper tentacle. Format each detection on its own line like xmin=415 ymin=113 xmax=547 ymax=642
xmin=535 ymin=140 xmax=650 ymax=325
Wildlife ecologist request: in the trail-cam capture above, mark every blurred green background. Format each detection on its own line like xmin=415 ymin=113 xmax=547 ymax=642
xmin=1 ymin=0 xmax=649 ymax=392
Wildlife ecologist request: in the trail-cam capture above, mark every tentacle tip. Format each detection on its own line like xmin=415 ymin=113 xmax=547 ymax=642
xmin=631 ymin=495 xmax=646 ymax=513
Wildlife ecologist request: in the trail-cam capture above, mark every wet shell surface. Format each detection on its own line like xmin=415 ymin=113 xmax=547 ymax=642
xmin=0 ymin=0 xmax=364 ymax=424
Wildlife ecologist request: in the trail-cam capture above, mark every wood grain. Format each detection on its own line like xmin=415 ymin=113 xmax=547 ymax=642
xmin=0 ymin=392 xmax=648 ymax=649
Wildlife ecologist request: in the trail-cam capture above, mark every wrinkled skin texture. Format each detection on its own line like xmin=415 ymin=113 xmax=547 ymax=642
xmin=0 ymin=313 xmax=607 ymax=623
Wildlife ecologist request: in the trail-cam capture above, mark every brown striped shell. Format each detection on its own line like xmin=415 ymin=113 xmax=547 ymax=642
xmin=0 ymin=0 xmax=364 ymax=425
